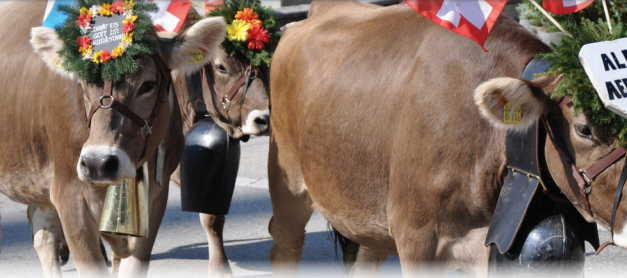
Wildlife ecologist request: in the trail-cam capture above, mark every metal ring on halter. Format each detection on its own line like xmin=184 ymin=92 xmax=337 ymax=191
xmin=579 ymin=169 xmax=593 ymax=193
xmin=141 ymin=120 xmax=152 ymax=139
xmin=245 ymin=68 xmax=257 ymax=80
xmin=99 ymin=95 xmax=114 ymax=108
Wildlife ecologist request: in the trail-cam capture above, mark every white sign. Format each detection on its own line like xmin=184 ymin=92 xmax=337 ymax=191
xmin=579 ymin=37 xmax=627 ymax=119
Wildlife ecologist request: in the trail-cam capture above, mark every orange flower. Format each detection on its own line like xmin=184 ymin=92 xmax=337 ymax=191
xmin=76 ymin=36 xmax=93 ymax=49
xmin=111 ymin=1 xmax=125 ymax=15
xmin=235 ymin=8 xmax=262 ymax=27
xmin=100 ymin=3 xmax=113 ymax=16
xmin=247 ymin=24 xmax=269 ymax=51
xmin=76 ymin=13 xmax=91 ymax=27
xmin=123 ymin=21 xmax=134 ymax=34
xmin=101 ymin=49 xmax=113 ymax=64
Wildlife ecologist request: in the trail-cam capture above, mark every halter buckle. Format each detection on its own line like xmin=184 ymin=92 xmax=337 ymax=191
xmin=99 ymin=95 xmax=114 ymax=108
xmin=141 ymin=120 xmax=152 ymax=139
xmin=222 ymin=95 xmax=231 ymax=111
xmin=579 ymin=169 xmax=593 ymax=193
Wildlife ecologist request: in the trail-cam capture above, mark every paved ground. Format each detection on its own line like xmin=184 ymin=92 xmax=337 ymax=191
xmin=2 ymin=136 xmax=627 ymax=277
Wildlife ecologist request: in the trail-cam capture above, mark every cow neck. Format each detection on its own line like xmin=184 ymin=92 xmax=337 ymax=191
xmin=203 ymin=62 xmax=260 ymax=128
xmin=540 ymin=98 xmax=627 ymax=253
xmin=86 ymin=55 xmax=172 ymax=160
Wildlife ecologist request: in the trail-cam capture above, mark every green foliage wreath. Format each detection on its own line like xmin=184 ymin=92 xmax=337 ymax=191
xmin=208 ymin=0 xmax=281 ymax=67
xmin=519 ymin=1 xmax=627 ymax=145
xmin=55 ymin=0 xmax=158 ymax=83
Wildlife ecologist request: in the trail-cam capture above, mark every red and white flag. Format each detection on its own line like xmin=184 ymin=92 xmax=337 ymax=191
xmin=149 ymin=0 xmax=192 ymax=33
xmin=543 ymin=0 xmax=594 ymax=15
xmin=404 ymin=0 xmax=507 ymax=51
xmin=205 ymin=0 xmax=223 ymax=12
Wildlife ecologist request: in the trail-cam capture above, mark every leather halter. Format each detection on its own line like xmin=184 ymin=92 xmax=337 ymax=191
xmin=203 ymin=63 xmax=261 ymax=124
xmin=86 ymin=56 xmax=172 ymax=159
xmin=542 ymin=95 xmax=627 ymax=253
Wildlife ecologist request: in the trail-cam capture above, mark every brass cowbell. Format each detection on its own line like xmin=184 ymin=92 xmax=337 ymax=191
xmin=99 ymin=162 xmax=150 ymax=237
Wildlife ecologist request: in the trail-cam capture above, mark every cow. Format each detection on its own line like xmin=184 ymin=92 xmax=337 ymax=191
xmin=267 ymin=1 xmax=627 ymax=277
xmin=0 ymin=2 xmax=225 ymax=278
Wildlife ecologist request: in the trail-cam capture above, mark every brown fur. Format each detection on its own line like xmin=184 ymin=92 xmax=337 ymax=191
xmin=268 ymin=0 xmax=627 ymax=276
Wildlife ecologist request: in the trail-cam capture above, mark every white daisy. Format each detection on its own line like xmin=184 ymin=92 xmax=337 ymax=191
xmin=90 ymin=6 xmax=100 ymax=17
xmin=80 ymin=25 xmax=91 ymax=35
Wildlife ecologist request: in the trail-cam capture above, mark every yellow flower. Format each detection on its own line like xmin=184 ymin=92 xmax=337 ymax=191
xmin=100 ymin=4 xmax=113 ymax=16
xmin=122 ymin=33 xmax=133 ymax=44
xmin=79 ymin=45 xmax=93 ymax=56
xmin=123 ymin=15 xmax=138 ymax=24
xmin=112 ymin=46 xmax=124 ymax=58
xmin=93 ymin=50 xmax=103 ymax=64
xmin=124 ymin=0 xmax=135 ymax=10
xmin=80 ymin=7 xmax=93 ymax=16
xmin=226 ymin=20 xmax=251 ymax=42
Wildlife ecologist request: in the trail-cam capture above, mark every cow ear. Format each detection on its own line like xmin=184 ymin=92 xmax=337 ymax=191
xmin=30 ymin=27 xmax=76 ymax=80
xmin=474 ymin=77 xmax=550 ymax=130
xmin=163 ymin=16 xmax=226 ymax=75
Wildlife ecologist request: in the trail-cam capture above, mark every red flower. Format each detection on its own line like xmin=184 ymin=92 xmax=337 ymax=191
xmin=76 ymin=36 xmax=93 ymax=48
xmin=247 ymin=25 xmax=269 ymax=51
xmin=101 ymin=49 xmax=113 ymax=64
xmin=76 ymin=13 xmax=92 ymax=27
xmin=111 ymin=1 xmax=125 ymax=15
xmin=123 ymin=21 xmax=135 ymax=34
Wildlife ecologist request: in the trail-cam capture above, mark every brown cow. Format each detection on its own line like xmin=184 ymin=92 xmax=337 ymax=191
xmin=0 ymin=2 xmax=225 ymax=277
xmin=268 ymin=1 xmax=627 ymax=276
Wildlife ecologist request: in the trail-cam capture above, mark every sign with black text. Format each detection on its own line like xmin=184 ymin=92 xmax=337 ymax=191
xmin=88 ymin=14 xmax=125 ymax=53
xmin=579 ymin=37 xmax=627 ymax=119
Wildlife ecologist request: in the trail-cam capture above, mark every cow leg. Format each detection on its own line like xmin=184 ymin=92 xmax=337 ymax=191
xmin=267 ymin=137 xmax=314 ymax=277
xmin=115 ymin=180 xmax=169 ymax=278
xmin=27 ymin=205 xmax=66 ymax=278
xmin=200 ymin=213 xmax=232 ymax=278
xmin=51 ymin=180 xmax=109 ymax=278
xmin=348 ymin=247 xmax=388 ymax=278
xmin=110 ymin=252 xmax=122 ymax=278
xmin=390 ymin=223 xmax=444 ymax=278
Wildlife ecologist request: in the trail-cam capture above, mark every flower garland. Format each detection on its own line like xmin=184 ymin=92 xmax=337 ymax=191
xmin=521 ymin=1 xmax=627 ymax=145
xmin=209 ymin=1 xmax=281 ymax=67
xmin=55 ymin=0 xmax=158 ymax=83
xmin=74 ymin=1 xmax=137 ymax=64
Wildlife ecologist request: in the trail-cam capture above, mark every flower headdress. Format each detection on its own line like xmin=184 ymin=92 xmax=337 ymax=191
xmin=520 ymin=1 xmax=627 ymax=145
xmin=55 ymin=0 xmax=158 ymax=83
xmin=208 ymin=0 xmax=281 ymax=67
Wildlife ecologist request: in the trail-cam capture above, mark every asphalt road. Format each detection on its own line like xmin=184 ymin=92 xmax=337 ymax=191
xmin=1 ymin=136 xmax=627 ymax=277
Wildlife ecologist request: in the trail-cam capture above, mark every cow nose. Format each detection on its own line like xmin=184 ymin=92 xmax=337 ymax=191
xmin=80 ymin=155 xmax=119 ymax=180
xmin=254 ymin=114 xmax=270 ymax=133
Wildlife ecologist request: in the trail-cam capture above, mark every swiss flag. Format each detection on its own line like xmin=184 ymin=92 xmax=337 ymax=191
xmin=205 ymin=0 xmax=223 ymax=12
xmin=543 ymin=0 xmax=594 ymax=15
xmin=149 ymin=0 xmax=192 ymax=33
xmin=404 ymin=0 xmax=507 ymax=51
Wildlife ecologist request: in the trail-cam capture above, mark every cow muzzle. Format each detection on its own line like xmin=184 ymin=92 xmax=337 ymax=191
xmin=77 ymin=146 xmax=136 ymax=184
xmin=241 ymin=109 xmax=270 ymax=136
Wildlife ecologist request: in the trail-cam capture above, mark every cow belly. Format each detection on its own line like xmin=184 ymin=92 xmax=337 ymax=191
xmin=0 ymin=166 xmax=54 ymax=206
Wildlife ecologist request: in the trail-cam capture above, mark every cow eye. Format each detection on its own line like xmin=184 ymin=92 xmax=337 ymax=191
xmin=575 ymin=124 xmax=593 ymax=140
xmin=138 ymin=81 xmax=155 ymax=95
xmin=216 ymin=64 xmax=228 ymax=74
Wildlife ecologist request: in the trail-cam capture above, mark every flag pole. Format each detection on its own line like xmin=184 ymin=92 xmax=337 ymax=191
xmin=191 ymin=1 xmax=210 ymax=14
xmin=527 ymin=0 xmax=571 ymax=37
xmin=602 ymin=0 xmax=613 ymax=34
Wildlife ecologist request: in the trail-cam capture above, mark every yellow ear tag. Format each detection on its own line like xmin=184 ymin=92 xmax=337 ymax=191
xmin=503 ymin=103 xmax=522 ymax=123
xmin=187 ymin=49 xmax=204 ymax=65
xmin=54 ymin=56 xmax=64 ymax=69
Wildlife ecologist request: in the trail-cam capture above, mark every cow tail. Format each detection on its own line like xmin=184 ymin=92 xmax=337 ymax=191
xmin=327 ymin=223 xmax=359 ymax=274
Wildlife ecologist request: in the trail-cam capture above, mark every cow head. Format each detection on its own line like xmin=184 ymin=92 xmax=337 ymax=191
xmin=30 ymin=17 xmax=226 ymax=184
xmin=203 ymin=49 xmax=270 ymax=139
xmin=475 ymin=75 xmax=627 ymax=248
